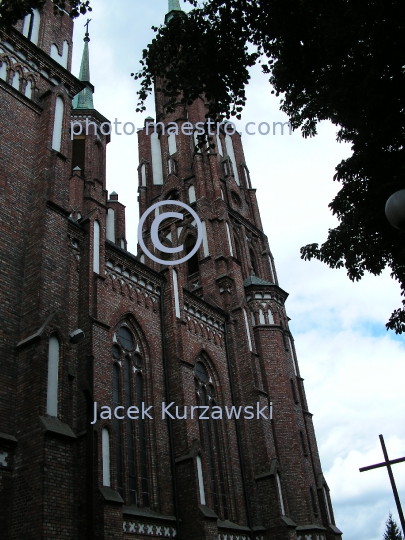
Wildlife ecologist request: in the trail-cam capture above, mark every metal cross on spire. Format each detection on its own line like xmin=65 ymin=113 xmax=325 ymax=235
xmin=84 ymin=18 xmax=92 ymax=35
xmin=359 ymin=434 xmax=405 ymax=535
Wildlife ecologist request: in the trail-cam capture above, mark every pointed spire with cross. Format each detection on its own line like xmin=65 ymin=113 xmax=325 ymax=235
xmin=72 ymin=19 xmax=94 ymax=110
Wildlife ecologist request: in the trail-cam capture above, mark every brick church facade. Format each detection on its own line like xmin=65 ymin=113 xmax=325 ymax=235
xmin=0 ymin=1 xmax=342 ymax=539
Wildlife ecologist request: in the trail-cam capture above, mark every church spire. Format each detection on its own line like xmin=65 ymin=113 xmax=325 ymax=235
xmin=165 ymin=0 xmax=184 ymax=24
xmin=73 ymin=19 xmax=94 ymax=110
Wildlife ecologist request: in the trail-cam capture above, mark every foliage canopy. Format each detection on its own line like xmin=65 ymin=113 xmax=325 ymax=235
xmin=0 ymin=0 xmax=91 ymax=28
xmin=134 ymin=0 xmax=405 ymax=333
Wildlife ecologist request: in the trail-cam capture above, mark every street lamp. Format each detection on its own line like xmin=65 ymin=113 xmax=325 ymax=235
xmin=385 ymin=190 xmax=405 ymax=232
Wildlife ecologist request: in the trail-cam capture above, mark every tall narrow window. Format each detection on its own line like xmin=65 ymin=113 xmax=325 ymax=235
xmin=188 ymin=185 xmax=196 ymax=204
xmin=0 ymin=61 xmax=7 ymax=81
xmin=168 ymin=132 xmax=177 ymax=155
xmin=225 ymin=223 xmax=233 ymax=257
xmin=102 ymin=428 xmax=111 ymax=487
xmin=185 ymin=236 xmax=199 ymax=275
xmin=268 ymin=256 xmax=274 ymax=282
xmin=172 ymin=268 xmax=180 ymax=318
xmin=225 ymin=134 xmax=240 ymax=185
xmin=212 ymin=404 xmax=229 ymax=519
xmin=196 ymin=455 xmax=206 ymax=505
xmin=195 ymin=360 xmax=228 ymax=519
xmin=137 ymin=373 xmax=149 ymax=507
xmin=106 ymin=208 xmax=115 ymax=242
xmin=243 ymin=308 xmax=253 ymax=352
xmin=52 ymin=96 xmax=64 ymax=152
xmin=23 ymin=9 xmax=40 ymax=45
xmin=46 ymin=335 xmax=60 ymax=417
xmin=267 ymin=309 xmax=274 ymax=324
xmin=25 ymin=79 xmax=33 ymax=99
xmin=150 ymin=132 xmax=163 ymax=185
xmin=125 ymin=357 xmax=137 ymax=504
xmin=259 ymin=309 xmax=265 ymax=325
xmin=50 ymin=40 xmax=69 ymax=68
xmin=200 ymin=385 xmax=219 ymax=515
xmin=201 ymin=221 xmax=209 ymax=257
xmin=216 ymin=134 xmax=223 ymax=156
xmin=250 ymin=249 xmax=258 ymax=276
xmin=220 ymin=188 xmax=224 ymax=200
xmin=141 ymin=163 xmax=146 ymax=186
xmin=243 ymin=166 xmax=251 ymax=188
xmin=71 ymin=135 xmax=85 ymax=174
xmin=113 ymin=363 xmax=124 ymax=495
xmin=276 ymin=473 xmax=285 ymax=515
xmin=12 ymin=71 xmax=20 ymax=90
xmin=93 ymin=221 xmax=100 ymax=273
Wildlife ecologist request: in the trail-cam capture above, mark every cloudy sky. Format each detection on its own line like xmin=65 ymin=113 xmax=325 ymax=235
xmin=71 ymin=2 xmax=405 ymax=538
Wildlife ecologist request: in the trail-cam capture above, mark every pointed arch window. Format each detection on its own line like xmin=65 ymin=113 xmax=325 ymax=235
xmin=113 ymin=362 xmax=124 ymax=495
xmin=201 ymin=221 xmax=209 ymax=257
xmin=168 ymin=132 xmax=177 ymax=155
xmin=46 ymin=335 xmax=60 ymax=417
xmin=195 ymin=360 xmax=228 ymax=519
xmin=12 ymin=71 xmax=20 ymax=90
xmin=150 ymin=132 xmax=163 ymax=185
xmin=0 ymin=59 xmax=7 ymax=81
xmin=125 ymin=357 xmax=137 ymax=503
xmin=196 ymin=455 xmax=206 ymax=505
xmin=216 ymin=134 xmax=223 ymax=156
xmin=106 ymin=208 xmax=115 ymax=242
xmin=172 ymin=268 xmax=181 ymax=318
xmin=243 ymin=308 xmax=253 ymax=352
xmin=188 ymin=184 xmax=196 ymax=204
xmin=276 ymin=473 xmax=285 ymax=515
xmin=140 ymin=163 xmax=147 ymax=186
xmin=259 ymin=309 xmax=265 ymax=325
xmin=102 ymin=428 xmax=111 ymax=487
xmin=93 ymin=220 xmax=100 ymax=273
xmin=52 ymin=96 xmax=64 ymax=152
xmin=267 ymin=309 xmax=274 ymax=324
xmin=249 ymin=249 xmax=258 ymax=276
xmin=233 ymin=233 xmax=241 ymax=261
xmin=225 ymin=223 xmax=233 ymax=257
xmin=23 ymin=9 xmax=40 ymax=45
xmin=112 ymin=330 xmax=150 ymax=507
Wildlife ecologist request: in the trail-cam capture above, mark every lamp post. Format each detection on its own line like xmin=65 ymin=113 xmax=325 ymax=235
xmin=385 ymin=190 xmax=405 ymax=232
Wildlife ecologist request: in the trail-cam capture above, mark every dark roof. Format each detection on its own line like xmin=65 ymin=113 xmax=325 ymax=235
xmin=243 ymin=276 xmax=274 ymax=287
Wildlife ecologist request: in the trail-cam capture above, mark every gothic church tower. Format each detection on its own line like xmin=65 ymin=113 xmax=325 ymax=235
xmin=0 ymin=1 xmax=342 ymax=539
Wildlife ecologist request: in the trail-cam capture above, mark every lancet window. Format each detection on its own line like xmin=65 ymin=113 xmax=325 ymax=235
xmin=194 ymin=358 xmax=228 ymax=520
xmin=111 ymin=325 xmax=150 ymax=506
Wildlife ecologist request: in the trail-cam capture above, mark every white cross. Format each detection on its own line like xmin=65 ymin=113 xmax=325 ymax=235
xmin=147 ymin=524 xmax=154 ymax=534
xmin=129 ymin=522 xmax=136 ymax=533
xmin=156 ymin=525 xmax=162 ymax=535
xmin=164 ymin=527 xmax=171 ymax=537
xmin=138 ymin=523 xmax=145 ymax=533
xmin=122 ymin=521 xmax=127 ymax=532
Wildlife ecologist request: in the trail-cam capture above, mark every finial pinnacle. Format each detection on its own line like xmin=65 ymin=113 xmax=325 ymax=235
xmin=84 ymin=18 xmax=92 ymax=41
